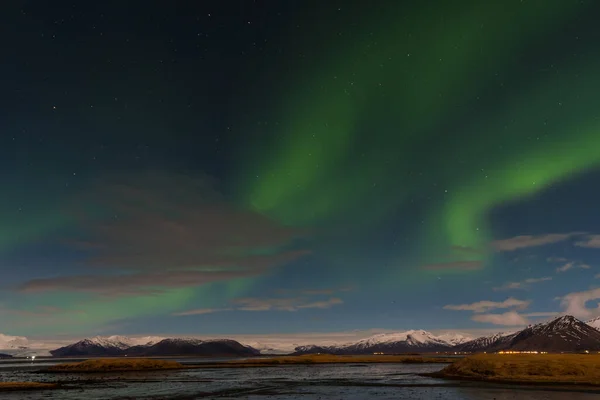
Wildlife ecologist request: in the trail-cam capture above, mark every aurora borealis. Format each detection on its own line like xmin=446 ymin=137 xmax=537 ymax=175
xmin=3 ymin=0 xmax=600 ymax=338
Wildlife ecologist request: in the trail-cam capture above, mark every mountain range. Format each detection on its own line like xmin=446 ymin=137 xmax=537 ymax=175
xmin=50 ymin=337 xmax=260 ymax=357
xmin=3 ymin=315 xmax=600 ymax=357
xmin=294 ymin=316 xmax=600 ymax=355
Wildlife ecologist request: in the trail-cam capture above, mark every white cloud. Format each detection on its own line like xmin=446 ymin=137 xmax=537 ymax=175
xmin=19 ymin=171 xmax=309 ymax=298
xmin=558 ymin=287 xmax=600 ymax=319
xmin=522 ymin=312 xmax=559 ymax=318
xmin=493 ymin=276 xmax=552 ymax=291
xmin=556 ymin=262 xmax=590 ymax=273
xmin=575 ymin=235 xmax=600 ymax=249
xmin=173 ymin=287 xmax=349 ymax=316
xmin=174 ymin=296 xmax=344 ymax=316
xmin=493 ymin=282 xmax=524 ymax=291
xmin=490 ymin=233 xmax=582 ymax=252
xmin=443 ymin=297 xmax=530 ymax=313
xmin=172 ymin=308 xmax=232 ymax=316
xmin=471 ymin=311 xmax=529 ymax=326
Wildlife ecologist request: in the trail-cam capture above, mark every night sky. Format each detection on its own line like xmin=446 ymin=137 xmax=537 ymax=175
xmin=2 ymin=0 xmax=600 ymax=339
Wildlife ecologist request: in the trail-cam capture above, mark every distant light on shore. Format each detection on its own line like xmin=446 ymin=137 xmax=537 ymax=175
xmin=497 ymin=351 xmax=547 ymax=355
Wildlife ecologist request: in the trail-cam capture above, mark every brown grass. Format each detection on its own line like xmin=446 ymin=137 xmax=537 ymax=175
xmin=212 ymin=354 xmax=454 ymax=367
xmin=436 ymin=354 xmax=600 ymax=385
xmin=0 ymin=382 xmax=58 ymax=391
xmin=45 ymin=358 xmax=184 ymax=373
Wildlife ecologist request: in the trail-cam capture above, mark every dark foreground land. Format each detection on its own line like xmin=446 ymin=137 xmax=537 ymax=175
xmin=43 ymin=358 xmax=185 ymax=373
xmin=40 ymin=354 xmax=453 ymax=373
xmin=0 ymin=382 xmax=59 ymax=392
xmin=5 ymin=353 xmax=600 ymax=396
xmin=197 ymin=354 xmax=456 ymax=368
xmin=430 ymin=354 xmax=600 ymax=386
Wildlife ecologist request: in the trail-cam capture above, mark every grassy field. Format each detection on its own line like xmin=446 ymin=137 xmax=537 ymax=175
xmin=197 ymin=354 xmax=456 ymax=367
xmin=45 ymin=358 xmax=185 ymax=372
xmin=435 ymin=354 xmax=600 ymax=385
xmin=0 ymin=382 xmax=58 ymax=391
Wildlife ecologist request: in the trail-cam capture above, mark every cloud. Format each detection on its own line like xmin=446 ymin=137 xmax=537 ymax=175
xmin=596 ymin=273 xmax=600 ymax=279
xmin=172 ymin=308 xmax=232 ymax=316
xmin=172 ymin=286 xmax=348 ymax=316
xmin=173 ymin=297 xmax=344 ymax=316
xmin=524 ymin=277 xmax=552 ymax=284
xmin=18 ymin=171 xmax=309 ymax=297
xmin=493 ymin=276 xmax=552 ymax=291
xmin=522 ymin=312 xmax=559 ymax=318
xmin=0 ymin=305 xmax=86 ymax=318
xmin=421 ymin=261 xmax=483 ymax=271
xmin=559 ymin=287 xmax=600 ymax=319
xmin=490 ymin=233 xmax=581 ymax=252
xmin=444 ymin=297 xmax=530 ymax=313
xmin=275 ymin=286 xmax=354 ymax=296
xmin=556 ymin=262 xmax=590 ymax=273
xmin=575 ymin=235 xmax=600 ymax=248
xmin=19 ymin=269 xmax=274 ymax=297
xmin=471 ymin=311 xmax=529 ymax=326
xmin=493 ymin=282 xmax=523 ymax=291
xmin=231 ymin=297 xmax=343 ymax=312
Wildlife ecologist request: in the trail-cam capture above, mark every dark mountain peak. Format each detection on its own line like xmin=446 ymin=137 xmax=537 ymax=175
xmin=527 ymin=315 xmax=585 ymax=334
xmin=453 ymin=315 xmax=600 ymax=353
xmin=501 ymin=314 xmax=600 ymax=352
xmin=548 ymin=315 xmax=579 ymax=326
xmin=156 ymin=338 xmax=202 ymax=345
xmin=51 ymin=337 xmax=259 ymax=357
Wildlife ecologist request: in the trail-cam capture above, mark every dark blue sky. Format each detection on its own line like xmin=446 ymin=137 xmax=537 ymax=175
xmin=2 ymin=0 xmax=600 ymax=339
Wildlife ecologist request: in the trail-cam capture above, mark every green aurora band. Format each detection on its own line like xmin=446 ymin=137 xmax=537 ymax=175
xmin=241 ymin=1 xmax=600 ymax=272
xmin=6 ymin=1 xmax=600 ymax=333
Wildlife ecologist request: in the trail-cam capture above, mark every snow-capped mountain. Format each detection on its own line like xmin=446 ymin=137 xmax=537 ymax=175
xmin=0 ymin=333 xmax=29 ymax=349
xmin=243 ymin=342 xmax=295 ymax=355
xmin=505 ymin=315 xmax=600 ymax=352
xmin=125 ymin=338 xmax=260 ymax=357
xmin=435 ymin=333 xmax=473 ymax=346
xmin=85 ymin=335 xmax=165 ymax=347
xmin=295 ymin=316 xmax=600 ymax=355
xmin=453 ymin=332 xmax=516 ymax=353
xmin=294 ymin=344 xmax=335 ymax=354
xmin=50 ymin=335 xmax=162 ymax=357
xmin=12 ymin=314 xmax=600 ymax=358
xmin=350 ymin=330 xmax=449 ymax=350
xmin=51 ymin=337 xmax=259 ymax=357
xmin=0 ymin=333 xmax=64 ymax=357
xmin=587 ymin=316 xmax=600 ymax=331
xmin=455 ymin=315 xmax=600 ymax=353
xmin=294 ymin=330 xmax=462 ymax=355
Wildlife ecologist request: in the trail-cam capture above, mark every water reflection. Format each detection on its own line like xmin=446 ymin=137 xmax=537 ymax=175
xmin=0 ymin=361 xmax=598 ymax=399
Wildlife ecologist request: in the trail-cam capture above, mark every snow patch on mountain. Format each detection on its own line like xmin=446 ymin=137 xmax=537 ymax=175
xmin=242 ymin=342 xmax=297 ymax=354
xmin=435 ymin=332 xmax=474 ymax=346
xmin=0 ymin=333 xmax=68 ymax=357
xmin=0 ymin=333 xmax=29 ymax=349
xmin=351 ymin=330 xmax=448 ymax=349
xmin=84 ymin=335 xmax=164 ymax=348
xmin=587 ymin=316 xmax=600 ymax=330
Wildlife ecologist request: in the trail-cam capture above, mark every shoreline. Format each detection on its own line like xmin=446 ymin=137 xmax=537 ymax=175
xmin=424 ymin=371 xmax=600 ymax=388
xmin=0 ymin=382 xmax=59 ymax=392
xmin=39 ymin=354 xmax=455 ymax=373
xmin=428 ymin=354 xmax=600 ymax=388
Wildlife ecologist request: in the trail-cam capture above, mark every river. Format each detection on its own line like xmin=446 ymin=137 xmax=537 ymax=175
xmin=1 ymin=359 xmax=599 ymax=399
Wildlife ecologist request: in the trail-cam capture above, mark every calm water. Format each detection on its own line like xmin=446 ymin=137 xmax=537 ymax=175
xmin=1 ymin=360 xmax=599 ymax=399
